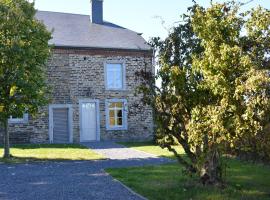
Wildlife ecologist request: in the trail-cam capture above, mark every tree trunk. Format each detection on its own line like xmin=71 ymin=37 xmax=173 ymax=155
xmin=3 ymin=119 xmax=10 ymax=159
xmin=200 ymin=149 xmax=222 ymax=185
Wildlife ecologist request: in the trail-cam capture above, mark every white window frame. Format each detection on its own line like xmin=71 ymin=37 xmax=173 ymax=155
xmin=104 ymin=61 xmax=126 ymax=90
xmin=105 ymin=99 xmax=128 ymax=131
xmin=8 ymin=113 xmax=29 ymax=124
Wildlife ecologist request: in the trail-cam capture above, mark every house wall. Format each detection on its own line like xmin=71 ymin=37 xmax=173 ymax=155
xmin=0 ymin=48 xmax=154 ymax=144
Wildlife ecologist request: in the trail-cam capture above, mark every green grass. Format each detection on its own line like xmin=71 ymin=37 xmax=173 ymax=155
xmin=119 ymin=142 xmax=185 ymax=159
xmin=107 ymin=142 xmax=270 ymax=200
xmin=0 ymin=144 xmax=104 ymax=163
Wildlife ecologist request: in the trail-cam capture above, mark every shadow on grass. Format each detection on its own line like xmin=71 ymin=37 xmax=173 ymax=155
xmin=107 ymin=161 xmax=270 ymax=200
xmin=119 ymin=141 xmax=156 ymax=147
xmin=112 ymin=142 xmax=270 ymax=199
xmin=0 ymin=156 xmax=100 ymax=164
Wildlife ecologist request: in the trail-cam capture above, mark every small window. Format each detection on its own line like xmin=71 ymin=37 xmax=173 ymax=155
xmin=105 ymin=63 xmax=125 ymax=90
xmin=8 ymin=113 xmax=29 ymax=124
xmin=106 ymin=99 xmax=127 ymax=130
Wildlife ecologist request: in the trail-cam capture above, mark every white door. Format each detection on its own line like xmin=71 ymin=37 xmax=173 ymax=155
xmin=81 ymin=102 xmax=97 ymax=141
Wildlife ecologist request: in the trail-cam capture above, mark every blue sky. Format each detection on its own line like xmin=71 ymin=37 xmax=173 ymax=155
xmin=33 ymin=0 xmax=270 ymax=41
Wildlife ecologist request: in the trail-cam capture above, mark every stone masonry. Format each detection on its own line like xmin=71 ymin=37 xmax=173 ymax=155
xmin=0 ymin=48 xmax=154 ymax=144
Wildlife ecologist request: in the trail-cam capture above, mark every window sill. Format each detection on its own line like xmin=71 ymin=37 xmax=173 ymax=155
xmin=106 ymin=127 xmax=128 ymax=131
xmin=8 ymin=120 xmax=28 ymax=125
xmin=105 ymin=88 xmax=127 ymax=92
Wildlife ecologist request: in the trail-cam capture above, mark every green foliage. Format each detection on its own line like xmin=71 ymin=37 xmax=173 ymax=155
xmin=192 ymin=2 xmax=270 ymax=162
xmin=0 ymin=0 xmax=51 ymax=121
xmin=0 ymin=0 xmax=52 ymax=157
xmin=137 ymin=1 xmax=270 ymax=185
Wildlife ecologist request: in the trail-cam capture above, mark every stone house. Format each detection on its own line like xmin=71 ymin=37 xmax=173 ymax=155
xmin=0 ymin=0 xmax=154 ymax=144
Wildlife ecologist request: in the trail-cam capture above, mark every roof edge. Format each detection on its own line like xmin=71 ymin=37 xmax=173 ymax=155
xmin=37 ymin=10 xmax=90 ymax=17
xmin=53 ymin=45 xmax=153 ymax=53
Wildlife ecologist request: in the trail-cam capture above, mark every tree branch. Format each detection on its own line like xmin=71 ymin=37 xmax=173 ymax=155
xmin=164 ymin=144 xmax=196 ymax=173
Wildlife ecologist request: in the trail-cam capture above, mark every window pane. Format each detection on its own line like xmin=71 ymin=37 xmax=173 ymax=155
xmin=106 ymin=63 xmax=123 ymax=89
xmin=10 ymin=114 xmax=23 ymax=119
xmin=109 ymin=110 xmax=115 ymax=118
xmin=107 ymin=77 xmax=114 ymax=89
xmin=115 ymin=102 xmax=123 ymax=108
xmin=109 ymin=102 xmax=123 ymax=109
xmin=116 ymin=110 xmax=123 ymax=118
xmin=109 ymin=117 xmax=115 ymax=126
xmin=109 ymin=103 xmax=115 ymax=109
xmin=117 ymin=117 xmax=123 ymax=126
xmin=114 ymin=71 xmax=122 ymax=88
xmin=107 ymin=64 xmax=121 ymax=72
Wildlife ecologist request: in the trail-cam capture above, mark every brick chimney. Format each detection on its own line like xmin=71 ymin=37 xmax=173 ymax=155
xmin=90 ymin=0 xmax=103 ymax=24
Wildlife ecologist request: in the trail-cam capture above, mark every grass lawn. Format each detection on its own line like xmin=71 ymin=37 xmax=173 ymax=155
xmin=0 ymin=144 xmax=104 ymax=163
xmin=119 ymin=142 xmax=185 ymax=159
xmin=106 ymin=142 xmax=270 ymax=200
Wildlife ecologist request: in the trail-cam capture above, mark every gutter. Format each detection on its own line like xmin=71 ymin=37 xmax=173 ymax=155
xmin=52 ymin=45 xmax=153 ymax=54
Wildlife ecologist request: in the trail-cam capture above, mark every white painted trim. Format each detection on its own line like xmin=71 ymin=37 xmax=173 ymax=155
xmin=105 ymin=99 xmax=128 ymax=131
xmin=104 ymin=61 xmax=126 ymax=91
xmin=49 ymin=104 xmax=73 ymax=143
xmin=79 ymin=99 xmax=100 ymax=142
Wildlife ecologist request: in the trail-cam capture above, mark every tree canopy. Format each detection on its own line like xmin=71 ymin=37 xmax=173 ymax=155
xmin=137 ymin=1 xmax=270 ymax=185
xmin=0 ymin=0 xmax=52 ymax=158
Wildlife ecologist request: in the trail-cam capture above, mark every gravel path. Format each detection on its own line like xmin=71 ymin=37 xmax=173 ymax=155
xmin=82 ymin=142 xmax=159 ymax=160
xmin=0 ymin=142 xmax=173 ymax=200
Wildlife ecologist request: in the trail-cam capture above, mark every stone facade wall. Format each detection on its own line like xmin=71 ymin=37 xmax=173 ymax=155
xmin=0 ymin=48 xmax=154 ymax=144
xmin=0 ymin=107 xmax=49 ymax=144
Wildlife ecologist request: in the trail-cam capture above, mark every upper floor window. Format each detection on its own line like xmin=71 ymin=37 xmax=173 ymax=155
xmin=105 ymin=63 xmax=125 ymax=90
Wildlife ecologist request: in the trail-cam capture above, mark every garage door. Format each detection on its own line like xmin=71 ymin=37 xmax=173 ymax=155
xmin=52 ymin=108 xmax=69 ymax=143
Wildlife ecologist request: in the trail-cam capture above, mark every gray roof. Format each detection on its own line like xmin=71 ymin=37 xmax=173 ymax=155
xmin=35 ymin=11 xmax=151 ymax=51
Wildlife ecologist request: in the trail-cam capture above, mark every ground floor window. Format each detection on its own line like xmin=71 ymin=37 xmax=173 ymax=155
xmin=105 ymin=99 xmax=127 ymax=130
xmin=8 ymin=113 xmax=29 ymax=124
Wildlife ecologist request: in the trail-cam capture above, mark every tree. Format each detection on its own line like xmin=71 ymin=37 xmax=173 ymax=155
xmin=136 ymin=1 xmax=270 ymax=185
xmin=192 ymin=2 xmax=270 ymax=164
xmin=231 ymin=5 xmax=270 ymax=162
xmin=0 ymin=0 xmax=51 ymax=158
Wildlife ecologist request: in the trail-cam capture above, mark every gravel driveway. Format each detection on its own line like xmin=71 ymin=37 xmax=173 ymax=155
xmin=82 ymin=142 xmax=160 ymax=160
xmin=0 ymin=142 xmax=172 ymax=200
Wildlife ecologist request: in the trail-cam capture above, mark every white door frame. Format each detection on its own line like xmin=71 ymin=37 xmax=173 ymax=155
xmin=79 ymin=99 xmax=100 ymax=142
xmin=49 ymin=104 xmax=73 ymax=143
